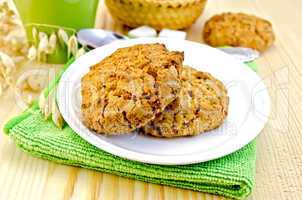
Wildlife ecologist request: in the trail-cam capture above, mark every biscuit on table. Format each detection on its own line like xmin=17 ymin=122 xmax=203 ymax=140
xmin=81 ymin=44 xmax=184 ymax=135
xmin=203 ymin=12 xmax=275 ymax=52
xmin=140 ymin=66 xmax=229 ymax=138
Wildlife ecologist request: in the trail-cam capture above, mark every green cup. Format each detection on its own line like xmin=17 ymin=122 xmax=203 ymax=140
xmin=14 ymin=0 xmax=99 ymax=63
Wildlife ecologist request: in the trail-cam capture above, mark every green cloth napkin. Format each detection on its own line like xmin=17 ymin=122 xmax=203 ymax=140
xmin=3 ymin=59 xmax=257 ymax=200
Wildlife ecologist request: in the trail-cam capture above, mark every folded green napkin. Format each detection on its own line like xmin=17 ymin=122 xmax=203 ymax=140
xmin=4 ymin=59 xmax=257 ymax=200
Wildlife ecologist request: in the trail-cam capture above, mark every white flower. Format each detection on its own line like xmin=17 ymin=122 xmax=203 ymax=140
xmin=58 ymin=29 xmax=69 ymax=46
xmin=37 ymin=33 xmax=48 ymax=62
xmin=38 ymin=32 xmax=47 ymax=41
xmin=67 ymin=35 xmax=78 ymax=58
xmin=27 ymin=46 xmax=37 ymax=61
xmin=47 ymin=33 xmax=57 ymax=54
xmin=38 ymin=33 xmax=48 ymax=51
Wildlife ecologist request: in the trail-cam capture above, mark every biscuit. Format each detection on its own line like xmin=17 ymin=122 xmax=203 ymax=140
xmin=81 ymin=44 xmax=184 ymax=135
xmin=203 ymin=12 xmax=275 ymax=52
xmin=140 ymin=66 xmax=229 ymax=138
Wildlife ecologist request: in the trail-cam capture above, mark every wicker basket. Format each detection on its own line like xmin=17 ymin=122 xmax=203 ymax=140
xmin=105 ymin=0 xmax=207 ymax=30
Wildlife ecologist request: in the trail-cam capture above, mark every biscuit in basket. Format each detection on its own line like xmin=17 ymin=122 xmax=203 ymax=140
xmin=140 ymin=66 xmax=229 ymax=138
xmin=81 ymin=44 xmax=184 ymax=135
xmin=203 ymin=12 xmax=275 ymax=52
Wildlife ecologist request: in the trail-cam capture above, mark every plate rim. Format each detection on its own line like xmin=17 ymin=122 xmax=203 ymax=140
xmin=57 ymin=38 xmax=271 ymax=165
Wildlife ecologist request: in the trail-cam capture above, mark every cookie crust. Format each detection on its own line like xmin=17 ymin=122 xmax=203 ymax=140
xmin=140 ymin=66 xmax=229 ymax=138
xmin=81 ymin=44 xmax=184 ymax=134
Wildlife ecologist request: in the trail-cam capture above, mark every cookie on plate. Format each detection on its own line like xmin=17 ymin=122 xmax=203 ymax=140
xmin=81 ymin=44 xmax=184 ymax=135
xmin=140 ymin=66 xmax=229 ymax=138
xmin=203 ymin=12 xmax=275 ymax=52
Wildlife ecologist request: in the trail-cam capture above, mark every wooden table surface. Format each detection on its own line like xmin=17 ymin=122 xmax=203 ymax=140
xmin=1 ymin=0 xmax=301 ymax=199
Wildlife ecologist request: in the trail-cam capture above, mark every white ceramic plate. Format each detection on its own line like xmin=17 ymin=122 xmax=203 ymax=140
xmin=57 ymin=38 xmax=270 ymax=165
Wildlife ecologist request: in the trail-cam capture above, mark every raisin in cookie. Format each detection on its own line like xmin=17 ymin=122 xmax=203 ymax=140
xmin=140 ymin=66 xmax=229 ymax=138
xmin=203 ymin=12 xmax=275 ymax=52
xmin=81 ymin=44 xmax=184 ymax=135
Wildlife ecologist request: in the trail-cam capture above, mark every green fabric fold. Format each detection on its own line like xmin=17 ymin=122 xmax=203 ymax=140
xmin=3 ymin=59 xmax=257 ymax=200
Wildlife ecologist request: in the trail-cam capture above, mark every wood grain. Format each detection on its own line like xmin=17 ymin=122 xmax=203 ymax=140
xmin=1 ymin=0 xmax=302 ymax=199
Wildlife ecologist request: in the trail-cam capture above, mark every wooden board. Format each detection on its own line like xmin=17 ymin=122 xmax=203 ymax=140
xmin=0 ymin=0 xmax=301 ymax=199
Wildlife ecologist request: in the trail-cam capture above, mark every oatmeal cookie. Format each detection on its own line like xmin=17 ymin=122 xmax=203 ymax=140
xmin=81 ymin=44 xmax=184 ymax=134
xmin=140 ymin=66 xmax=229 ymax=138
xmin=203 ymin=12 xmax=275 ymax=52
